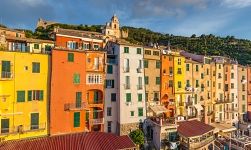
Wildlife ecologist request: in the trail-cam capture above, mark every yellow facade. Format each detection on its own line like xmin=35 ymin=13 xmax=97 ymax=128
xmin=0 ymin=51 xmax=49 ymax=141
xmin=173 ymin=54 xmax=186 ymax=117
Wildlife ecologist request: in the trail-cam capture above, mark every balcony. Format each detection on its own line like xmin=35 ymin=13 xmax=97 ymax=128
xmin=1 ymin=71 xmax=13 ymax=80
xmin=123 ymin=67 xmax=130 ymax=73
xmin=0 ymin=123 xmax=46 ymax=135
xmin=241 ymin=79 xmax=247 ymax=84
xmin=137 ymin=85 xmax=143 ymax=90
xmin=185 ymin=86 xmax=193 ymax=92
xmin=64 ymin=102 xmax=86 ymax=111
xmin=189 ymin=136 xmax=214 ymax=149
xmin=124 ymin=84 xmax=130 ymax=90
xmin=225 ymin=108 xmax=238 ymax=112
xmin=89 ymin=118 xmax=104 ymax=125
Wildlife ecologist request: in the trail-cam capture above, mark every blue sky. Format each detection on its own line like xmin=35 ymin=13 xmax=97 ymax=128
xmin=0 ymin=0 xmax=251 ymax=39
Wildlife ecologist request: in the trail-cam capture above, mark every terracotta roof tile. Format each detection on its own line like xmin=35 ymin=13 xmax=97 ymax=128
xmin=0 ymin=132 xmax=136 ymax=150
xmin=177 ymin=120 xmax=214 ymax=137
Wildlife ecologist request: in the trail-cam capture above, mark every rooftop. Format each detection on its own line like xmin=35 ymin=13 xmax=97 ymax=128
xmin=0 ymin=132 xmax=136 ymax=150
xmin=5 ymin=36 xmax=54 ymax=44
xmin=178 ymin=120 xmax=214 ymax=137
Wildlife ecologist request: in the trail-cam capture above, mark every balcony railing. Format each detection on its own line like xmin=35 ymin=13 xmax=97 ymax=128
xmin=189 ymin=136 xmax=214 ymax=149
xmin=0 ymin=123 xmax=46 ymax=135
xmin=137 ymin=85 xmax=143 ymax=90
xmin=89 ymin=118 xmax=104 ymax=125
xmin=225 ymin=108 xmax=238 ymax=112
xmin=88 ymin=100 xmax=103 ymax=105
xmin=1 ymin=71 xmax=12 ymax=79
xmin=124 ymin=84 xmax=130 ymax=89
xmin=64 ymin=102 xmax=86 ymax=111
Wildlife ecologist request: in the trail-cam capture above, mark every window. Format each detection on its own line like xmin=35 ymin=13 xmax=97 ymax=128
xmin=107 ymin=65 xmax=113 ymax=74
xmin=219 ymin=64 xmax=221 ymax=69
xmin=138 ymin=77 xmax=143 ymax=89
xmin=178 ymin=58 xmax=181 ymax=65
xmin=107 ymin=121 xmax=112 ymax=133
xmin=186 ymin=80 xmax=190 ymax=87
xmin=130 ymin=111 xmax=134 ymax=116
xmin=145 ymin=76 xmax=149 ymax=85
xmin=31 ymin=113 xmax=39 ymax=130
xmin=231 ymin=73 xmax=234 ymax=79
xmin=186 ymin=64 xmax=189 ymax=71
xmin=201 ymin=73 xmax=204 ymax=79
xmin=169 ymin=67 xmax=173 ymax=74
xmin=242 ymin=95 xmax=246 ymax=101
xmin=1 ymin=119 xmax=9 ymax=133
xmin=231 ymin=93 xmax=235 ymax=101
xmin=169 ymin=56 xmax=173 ymax=61
xmin=138 ymin=60 xmax=142 ymax=69
xmin=156 ymin=61 xmax=161 ymax=68
xmin=178 ymin=81 xmax=182 ymax=88
xmin=145 ymin=93 xmax=148 ymax=101
xmin=177 ymin=68 xmax=182 ymax=74
xmin=196 ymin=65 xmax=199 ymax=72
xmin=125 ymin=76 xmax=130 ymax=88
xmin=87 ymin=74 xmax=103 ymax=84
xmin=145 ymin=50 xmax=151 ymax=55
xmin=138 ymin=94 xmax=142 ymax=102
xmin=93 ymin=91 xmax=99 ymax=103
xmin=67 ymin=41 xmax=78 ymax=49
xmin=138 ymin=108 xmax=143 ymax=117
xmin=32 ymin=62 xmax=40 ymax=73
xmin=105 ymin=79 xmax=114 ymax=88
xmin=1 ymin=61 xmax=11 ymax=78
xmin=154 ymin=92 xmax=159 ymax=100
xmin=231 ymin=83 xmax=234 ymax=89
xmin=68 ymin=53 xmax=74 ymax=62
xmin=144 ymin=60 xmax=149 ymax=68
xmin=73 ymin=73 xmax=80 ymax=84
xmin=196 ymin=80 xmax=199 ymax=87
xmin=124 ymin=47 xmax=129 ymax=53
xmin=83 ymin=43 xmax=90 ymax=50
xmin=206 ymin=69 xmax=209 ymax=75
xmin=218 ymin=83 xmax=221 ymax=89
xmin=93 ymin=44 xmax=99 ymax=50
xmin=76 ymin=92 xmax=82 ymax=108
xmin=153 ymin=51 xmax=160 ymax=56
xmin=242 ymin=104 xmax=246 ymax=113
xmin=169 ymin=80 xmax=173 ymax=87
xmin=194 ymin=94 xmax=198 ymax=104
xmin=137 ymin=48 xmax=142 ymax=54
xmin=34 ymin=44 xmax=39 ymax=49
xmin=126 ymin=93 xmax=131 ymax=102
xmin=28 ymin=90 xmax=43 ymax=101
xmin=17 ymin=91 xmax=25 ymax=102
xmin=111 ymin=93 xmax=116 ymax=102
xmin=242 ymin=84 xmax=246 ymax=91
xmin=156 ymin=77 xmax=160 ymax=85
xmin=107 ymin=107 xmax=112 ymax=116
xmin=74 ymin=112 xmax=80 ymax=127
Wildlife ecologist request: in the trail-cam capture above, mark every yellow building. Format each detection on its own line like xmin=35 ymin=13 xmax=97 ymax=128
xmin=173 ymin=53 xmax=186 ymax=118
xmin=0 ymin=42 xmax=51 ymax=141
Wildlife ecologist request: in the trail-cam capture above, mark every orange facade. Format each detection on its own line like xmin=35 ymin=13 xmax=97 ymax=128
xmin=160 ymin=54 xmax=175 ymax=117
xmin=50 ymin=31 xmax=105 ymax=135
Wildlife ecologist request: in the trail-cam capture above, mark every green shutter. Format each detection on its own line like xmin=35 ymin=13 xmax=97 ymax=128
xmin=76 ymin=92 xmax=82 ymax=107
xmin=124 ymin=47 xmax=129 ymax=53
xmin=156 ymin=61 xmax=160 ymax=68
xmin=39 ymin=90 xmax=44 ymax=101
xmin=2 ymin=61 xmax=11 ymax=72
xmin=107 ymin=65 xmax=113 ymax=74
xmin=138 ymin=94 xmax=142 ymax=102
xmin=144 ymin=60 xmax=148 ymax=68
xmin=74 ymin=112 xmax=80 ymax=127
xmin=156 ymin=77 xmax=160 ymax=85
xmin=138 ymin=108 xmax=143 ymax=117
xmin=137 ymin=48 xmax=141 ymax=54
xmin=85 ymin=111 xmax=89 ymax=121
xmin=73 ymin=73 xmax=80 ymax=84
xmin=17 ymin=91 xmax=25 ymax=102
xmin=68 ymin=53 xmax=74 ymax=62
xmin=145 ymin=76 xmax=149 ymax=85
xmin=1 ymin=119 xmax=9 ymax=133
xmin=31 ymin=113 xmax=39 ymax=130
xmin=32 ymin=62 xmax=40 ymax=73
xmin=126 ymin=93 xmax=131 ymax=102
xmin=94 ymin=91 xmax=98 ymax=103
xmin=93 ymin=108 xmax=98 ymax=119
xmin=28 ymin=90 xmax=32 ymax=101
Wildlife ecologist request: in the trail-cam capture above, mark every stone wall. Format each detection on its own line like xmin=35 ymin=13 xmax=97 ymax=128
xmin=119 ymin=122 xmax=140 ymax=136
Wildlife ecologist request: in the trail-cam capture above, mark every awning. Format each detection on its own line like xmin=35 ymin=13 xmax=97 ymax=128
xmin=149 ymin=105 xmax=169 ymax=115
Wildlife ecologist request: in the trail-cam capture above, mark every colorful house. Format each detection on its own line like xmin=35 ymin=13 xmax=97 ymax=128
xmin=50 ymin=28 xmax=106 ymax=135
xmin=0 ymin=37 xmax=52 ymax=141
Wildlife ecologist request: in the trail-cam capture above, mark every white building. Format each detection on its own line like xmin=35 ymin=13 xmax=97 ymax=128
xmin=230 ymin=61 xmax=239 ymax=124
xmin=104 ymin=40 xmax=147 ymax=135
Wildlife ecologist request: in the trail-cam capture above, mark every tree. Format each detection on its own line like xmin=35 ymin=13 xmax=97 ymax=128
xmin=129 ymin=129 xmax=144 ymax=146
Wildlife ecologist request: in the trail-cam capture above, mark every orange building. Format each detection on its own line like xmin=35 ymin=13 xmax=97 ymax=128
xmin=50 ymin=28 xmax=106 ymax=135
xmin=160 ymin=53 xmax=175 ymax=117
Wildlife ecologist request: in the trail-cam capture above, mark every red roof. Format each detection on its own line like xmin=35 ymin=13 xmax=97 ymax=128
xmin=177 ymin=120 xmax=214 ymax=137
xmin=0 ymin=132 xmax=136 ymax=150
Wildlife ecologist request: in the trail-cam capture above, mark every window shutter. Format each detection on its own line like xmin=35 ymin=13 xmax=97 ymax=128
xmin=39 ymin=90 xmax=43 ymax=101
xmin=111 ymin=80 xmax=114 ymax=88
xmin=74 ymin=112 xmax=80 ymax=127
xmin=28 ymin=91 xmax=32 ymax=101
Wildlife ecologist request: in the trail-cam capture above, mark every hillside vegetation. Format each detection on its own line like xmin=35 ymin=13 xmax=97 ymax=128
xmin=12 ymin=23 xmax=251 ymax=65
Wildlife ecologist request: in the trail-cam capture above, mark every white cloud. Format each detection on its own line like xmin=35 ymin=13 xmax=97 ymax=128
xmin=221 ymin=0 xmax=251 ymax=8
